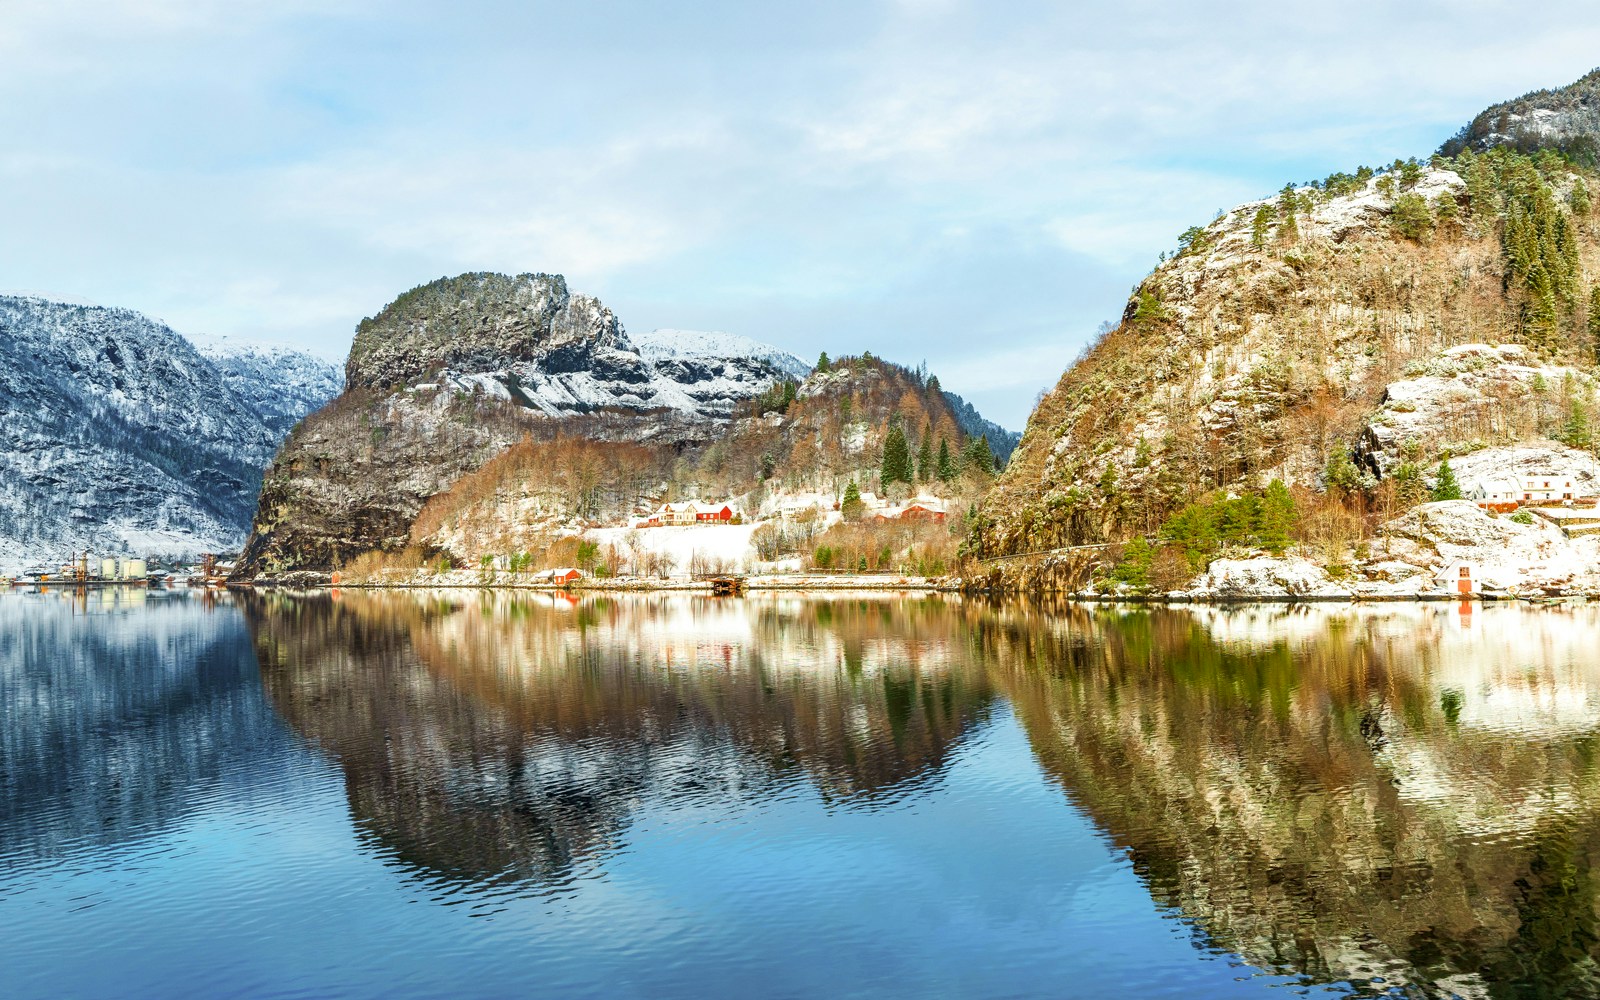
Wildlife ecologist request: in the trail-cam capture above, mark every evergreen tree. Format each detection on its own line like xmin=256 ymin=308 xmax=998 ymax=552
xmin=1465 ymin=153 xmax=1498 ymax=220
xmin=1562 ymin=399 xmax=1593 ymax=450
xmin=880 ymin=422 xmax=913 ymax=486
xmin=816 ymin=352 xmax=830 ymax=372
xmin=916 ymin=424 xmax=933 ymax=483
xmin=1588 ymin=285 xmax=1600 ymax=362
xmin=962 ymin=436 xmax=996 ymax=475
xmin=1277 ymin=183 xmax=1299 ymax=243
xmin=1323 ymin=446 xmax=1364 ymax=496
xmin=841 ymin=481 xmax=864 ymax=521
xmin=1432 ymin=460 xmax=1463 ymax=502
xmin=781 ymin=380 xmax=797 ymax=408
xmin=1392 ymin=462 xmax=1428 ymax=508
xmin=1573 ymin=178 xmax=1592 ymax=216
xmin=1250 ymin=205 xmax=1272 ymax=248
xmin=936 ymin=437 xmax=954 ymax=480
xmin=1259 ymin=479 xmax=1296 ymax=554
xmin=1391 ymin=192 xmax=1433 ymax=241
xmin=1433 ymin=191 xmax=1460 ymax=229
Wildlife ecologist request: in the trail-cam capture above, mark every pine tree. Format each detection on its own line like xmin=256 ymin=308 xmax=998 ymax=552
xmin=1433 ymin=191 xmax=1460 ymax=229
xmin=1432 ymin=460 xmax=1463 ymax=502
xmin=1277 ymin=183 xmax=1299 ymax=243
xmin=1573 ymin=178 xmax=1592 ymax=216
xmin=936 ymin=437 xmax=954 ymax=480
xmin=1464 ymin=152 xmax=1499 ymax=220
xmin=1392 ymin=462 xmax=1428 ymax=508
xmin=916 ymin=424 xmax=933 ymax=483
xmin=1588 ymin=285 xmax=1600 ymax=362
xmin=816 ymin=352 xmax=830 ymax=373
xmin=962 ymin=436 xmax=995 ymax=475
xmin=1258 ymin=479 xmax=1296 ymax=554
xmin=1250 ymin=205 xmax=1272 ymax=248
xmin=841 ymin=481 xmax=864 ymax=521
xmin=880 ymin=422 xmax=913 ymax=486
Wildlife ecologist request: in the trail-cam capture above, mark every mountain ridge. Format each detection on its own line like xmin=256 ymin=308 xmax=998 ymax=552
xmin=0 ymin=294 xmax=340 ymax=569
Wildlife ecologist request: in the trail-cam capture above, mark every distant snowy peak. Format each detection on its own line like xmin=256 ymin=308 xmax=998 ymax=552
xmin=189 ymin=335 xmax=343 ymax=436
xmin=632 ymin=329 xmax=811 ymax=380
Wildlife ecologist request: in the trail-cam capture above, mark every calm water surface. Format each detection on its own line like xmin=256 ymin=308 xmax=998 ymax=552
xmin=3 ymin=589 xmax=1599 ymax=998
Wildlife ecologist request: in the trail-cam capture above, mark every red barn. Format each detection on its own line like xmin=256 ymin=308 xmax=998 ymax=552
xmin=696 ymin=503 xmax=735 ymax=522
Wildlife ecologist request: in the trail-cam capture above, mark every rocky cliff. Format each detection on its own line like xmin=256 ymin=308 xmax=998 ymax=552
xmin=236 ymin=273 xmax=812 ymax=575
xmin=1443 ymin=68 xmax=1600 ymax=162
xmin=0 ymin=295 xmax=339 ymax=568
xmin=975 ymin=143 xmax=1600 ymax=562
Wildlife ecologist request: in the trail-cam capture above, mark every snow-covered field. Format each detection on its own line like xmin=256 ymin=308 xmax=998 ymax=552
xmin=586 ymin=523 xmax=762 ymax=575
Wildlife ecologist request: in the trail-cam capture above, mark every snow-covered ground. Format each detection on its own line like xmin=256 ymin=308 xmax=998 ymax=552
xmin=586 ymin=523 xmax=761 ymax=575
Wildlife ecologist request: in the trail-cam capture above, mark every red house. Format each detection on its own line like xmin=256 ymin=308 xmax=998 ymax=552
xmin=696 ymin=504 xmax=735 ymax=522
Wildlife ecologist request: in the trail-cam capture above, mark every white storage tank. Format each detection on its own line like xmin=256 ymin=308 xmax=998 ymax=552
xmin=123 ymin=559 xmax=147 ymax=581
xmin=101 ymin=558 xmax=118 ymax=580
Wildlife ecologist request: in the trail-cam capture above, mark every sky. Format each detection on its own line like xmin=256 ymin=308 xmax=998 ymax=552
xmin=4 ymin=1 xmax=1600 ymax=429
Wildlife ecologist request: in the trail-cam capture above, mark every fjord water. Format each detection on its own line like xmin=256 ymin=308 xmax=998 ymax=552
xmin=5 ymin=592 xmax=1600 ymax=998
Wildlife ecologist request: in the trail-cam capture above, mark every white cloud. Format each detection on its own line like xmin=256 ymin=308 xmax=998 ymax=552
xmin=4 ymin=0 xmax=1600 ymax=430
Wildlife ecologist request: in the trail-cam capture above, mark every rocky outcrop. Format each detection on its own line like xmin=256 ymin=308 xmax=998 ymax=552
xmin=1442 ymin=68 xmax=1600 ymax=160
xmin=0 ymin=295 xmax=339 ymax=568
xmin=977 ymin=110 xmax=1600 ymax=567
xmin=236 ymin=273 xmax=811 ymax=575
xmin=344 ymin=273 xmax=807 ymax=420
xmin=1356 ymin=344 xmax=1596 ymax=476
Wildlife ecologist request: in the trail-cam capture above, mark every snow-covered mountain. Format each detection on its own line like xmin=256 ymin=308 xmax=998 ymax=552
xmin=343 ymin=274 xmax=809 ymax=420
xmin=632 ymin=328 xmax=811 ymax=380
xmin=189 ymin=334 xmax=343 ymax=435
xmin=1442 ymin=68 xmax=1600 ymax=159
xmin=0 ymin=295 xmax=341 ymax=569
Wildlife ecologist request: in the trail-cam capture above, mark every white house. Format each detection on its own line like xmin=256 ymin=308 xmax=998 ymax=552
xmin=1469 ymin=474 xmax=1578 ymax=507
xmin=639 ymin=501 xmax=739 ymax=527
xmin=1517 ymin=475 xmax=1577 ymax=503
xmin=1433 ymin=561 xmax=1477 ymax=595
xmin=1469 ymin=476 xmax=1521 ymax=506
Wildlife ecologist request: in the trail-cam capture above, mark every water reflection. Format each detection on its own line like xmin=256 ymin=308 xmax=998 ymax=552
xmin=988 ymin=602 xmax=1600 ymax=998
xmin=20 ymin=588 xmax=1600 ymax=997
xmin=0 ymin=589 xmax=276 ymax=862
xmin=245 ymin=592 xmax=995 ymax=889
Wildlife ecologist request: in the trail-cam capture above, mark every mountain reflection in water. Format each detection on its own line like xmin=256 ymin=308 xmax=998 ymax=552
xmin=10 ymin=592 xmax=1600 ymax=998
xmin=242 ymin=593 xmax=1600 ymax=997
xmin=247 ymin=592 xmax=994 ymax=890
xmin=992 ymin=602 xmax=1600 ymax=998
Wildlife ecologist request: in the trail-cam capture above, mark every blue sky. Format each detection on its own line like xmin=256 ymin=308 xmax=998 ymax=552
xmin=4 ymin=1 xmax=1600 ymax=428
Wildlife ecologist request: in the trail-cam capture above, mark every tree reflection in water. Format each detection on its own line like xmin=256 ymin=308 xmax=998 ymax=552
xmin=248 ymin=593 xmax=1600 ymax=997
xmin=987 ymin=601 xmax=1600 ymax=999
xmin=247 ymin=592 xmax=994 ymax=891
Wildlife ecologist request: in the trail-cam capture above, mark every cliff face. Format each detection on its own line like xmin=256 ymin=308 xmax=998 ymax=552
xmin=237 ymin=273 xmax=812 ymax=575
xmin=976 ymin=149 xmax=1600 ymax=559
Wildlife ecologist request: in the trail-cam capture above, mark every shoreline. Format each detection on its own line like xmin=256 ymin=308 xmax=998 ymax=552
xmin=236 ymin=575 xmax=1585 ymax=604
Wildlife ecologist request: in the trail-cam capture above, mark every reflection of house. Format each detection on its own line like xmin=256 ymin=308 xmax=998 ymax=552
xmin=639 ymin=501 xmax=738 ymax=527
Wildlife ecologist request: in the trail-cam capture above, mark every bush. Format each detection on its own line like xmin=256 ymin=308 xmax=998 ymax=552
xmin=1510 ymin=510 xmax=1535 ymax=525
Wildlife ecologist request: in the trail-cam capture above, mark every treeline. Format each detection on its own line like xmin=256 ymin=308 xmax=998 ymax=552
xmin=411 ymin=434 xmax=674 ymax=550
